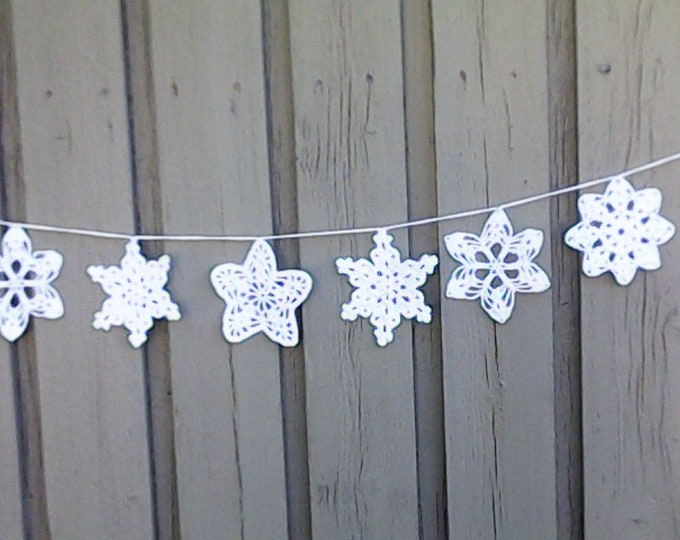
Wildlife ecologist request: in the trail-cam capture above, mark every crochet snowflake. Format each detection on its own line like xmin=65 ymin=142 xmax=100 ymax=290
xmin=565 ymin=176 xmax=675 ymax=285
xmin=87 ymin=239 xmax=181 ymax=347
xmin=0 ymin=227 xmax=63 ymax=341
xmin=444 ymin=209 xmax=550 ymax=323
xmin=210 ymin=240 xmax=313 ymax=347
xmin=336 ymin=230 xmax=438 ymax=346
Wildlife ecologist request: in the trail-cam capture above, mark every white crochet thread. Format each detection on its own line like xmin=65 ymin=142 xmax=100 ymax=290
xmin=0 ymin=227 xmax=63 ymax=341
xmin=210 ymin=240 xmax=312 ymax=347
xmin=336 ymin=229 xmax=438 ymax=346
xmin=0 ymin=152 xmax=677 ymax=241
xmin=87 ymin=239 xmax=181 ymax=347
xmin=444 ymin=209 xmax=550 ymax=323
xmin=565 ymin=176 xmax=675 ymax=285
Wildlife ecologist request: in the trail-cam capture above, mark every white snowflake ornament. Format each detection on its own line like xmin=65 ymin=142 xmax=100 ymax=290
xmin=0 ymin=227 xmax=63 ymax=341
xmin=210 ymin=240 xmax=312 ymax=347
xmin=87 ymin=239 xmax=180 ymax=348
xmin=444 ymin=209 xmax=550 ymax=323
xmin=336 ymin=229 xmax=438 ymax=346
xmin=565 ymin=176 xmax=675 ymax=285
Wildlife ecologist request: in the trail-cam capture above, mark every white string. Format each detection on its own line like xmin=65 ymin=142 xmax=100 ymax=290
xmin=3 ymin=151 xmax=680 ymax=242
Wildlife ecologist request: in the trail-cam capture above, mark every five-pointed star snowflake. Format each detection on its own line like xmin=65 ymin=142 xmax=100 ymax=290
xmin=444 ymin=209 xmax=550 ymax=323
xmin=0 ymin=227 xmax=63 ymax=342
xmin=565 ymin=175 xmax=675 ymax=285
xmin=210 ymin=240 xmax=313 ymax=347
xmin=87 ymin=239 xmax=180 ymax=348
xmin=336 ymin=229 xmax=438 ymax=346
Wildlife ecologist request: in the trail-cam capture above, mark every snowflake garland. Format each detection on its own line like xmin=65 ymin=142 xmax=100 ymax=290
xmin=336 ymin=230 xmax=438 ymax=346
xmin=0 ymin=227 xmax=64 ymax=342
xmin=565 ymin=176 xmax=675 ymax=285
xmin=87 ymin=239 xmax=181 ymax=348
xmin=210 ymin=240 xmax=313 ymax=347
xmin=444 ymin=209 xmax=550 ymax=323
xmin=0 ymin=172 xmax=676 ymax=348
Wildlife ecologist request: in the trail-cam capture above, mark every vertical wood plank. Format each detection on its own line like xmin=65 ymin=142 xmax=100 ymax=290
xmin=578 ymin=2 xmax=680 ymax=537
xmin=10 ymin=1 xmax=154 ymax=538
xmin=547 ymin=1 xmax=583 ymax=538
xmin=0 ymin=3 xmax=33 ymax=538
xmin=432 ymin=1 xmax=558 ymax=537
xmin=289 ymin=1 xmax=420 ymax=537
xmin=400 ymin=0 xmax=447 ymax=538
xmin=0 ymin=354 xmax=23 ymax=539
xmin=120 ymin=1 xmax=180 ymax=538
xmin=147 ymin=2 xmax=289 ymax=538
xmin=261 ymin=1 xmax=313 ymax=538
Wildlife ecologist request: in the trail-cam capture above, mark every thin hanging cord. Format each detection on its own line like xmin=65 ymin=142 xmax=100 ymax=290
xmin=2 ymin=151 xmax=679 ymax=242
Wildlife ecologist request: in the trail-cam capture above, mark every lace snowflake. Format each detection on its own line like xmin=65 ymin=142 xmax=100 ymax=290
xmin=210 ymin=240 xmax=313 ymax=347
xmin=444 ymin=209 xmax=550 ymax=323
xmin=87 ymin=239 xmax=181 ymax=348
xmin=565 ymin=176 xmax=675 ymax=285
xmin=336 ymin=230 xmax=438 ymax=346
xmin=0 ymin=227 xmax=63 ymax=342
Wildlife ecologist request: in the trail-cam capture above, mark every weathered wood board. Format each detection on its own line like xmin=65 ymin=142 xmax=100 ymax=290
xmin=578 ymin=1 xmax=680 ymax=537
xmin=546 ymin=2 xmax=583 ymax=539
xmin=289 ymin=0 xmax=420 ymax=537
xmin=147 ymin=1 xmax=289 ymax=538
xmin=1 ymin=1 xmax=679 ymax=538
xmin=261 ymin=0 xmax=312 ymax=537
xmin=401 ymin=0 xmax=447 ymax=537
xmin=0 ymin=3 xmax=28 ymax=537
xmin=432 ymin=1 xmax=559 ymax=537
xmin=0 ymin=352 xmax=22 ymax=538
xmin=10 ymin=1 xmax=154 ymax=538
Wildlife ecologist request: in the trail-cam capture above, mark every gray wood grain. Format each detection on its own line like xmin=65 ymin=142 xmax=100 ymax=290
xmin=546 ymin=1 xmax=583 ymax=538
xmin=0 ymin=4 xmax=36 ymax=538
xmin=147 ymin=1 xmax=289 ymax=538
xmin=10 ymin=1 xmax=154 ymax=538
xmin=0 ymin=354 xmax=22 ymax=539
xmin=578 ymin=2 xmax=680 ymax=537
xmin=120 ymin=1 xmax=180 ymax=538
xmin=289 ymin=1 xmax=420 ymax=537
xmin=2 ymin=2 xmax=678 ymax=537
xmin=432 ymin=1 xmax=558 ymax=537
xmin=401 ymin=1 xmax=447 ymax=537
xmin=261 ymin=1 xmax=313 ymax=538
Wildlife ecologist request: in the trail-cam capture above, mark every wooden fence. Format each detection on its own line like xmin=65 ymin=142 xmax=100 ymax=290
xmin=1 ymin=1 xmax=679 ymax=538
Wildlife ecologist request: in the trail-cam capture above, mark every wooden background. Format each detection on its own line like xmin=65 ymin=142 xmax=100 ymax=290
xmin=1 ymin=1 xmax=679 ymax=539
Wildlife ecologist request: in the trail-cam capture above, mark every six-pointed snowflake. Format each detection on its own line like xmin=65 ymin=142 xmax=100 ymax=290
xmin=87 ymin=239 xmax=180 ymax=348
xmin=565 ymin=176 xmax=675 ymax=285
xmin=210 ymin=240 xmax=313 ymax=347
xmin=0 ymin=227 xmax=64 ymax=341
xmin=336 ymin=229 xmax=438 ymax=346
xmin=444 ymin=209 xmax=550 ymax=323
